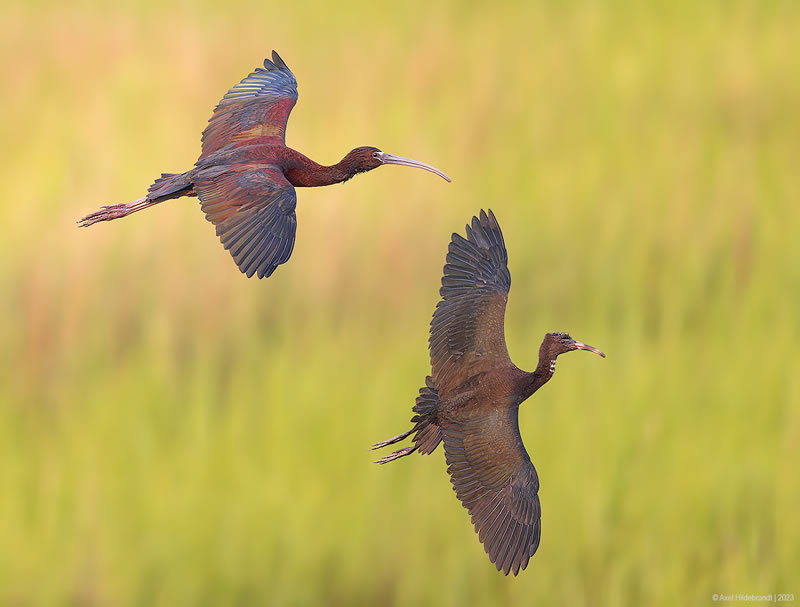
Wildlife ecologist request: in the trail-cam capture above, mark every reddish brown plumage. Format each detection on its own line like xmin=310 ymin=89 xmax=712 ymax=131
xmin=371 ymin=210 xmax=605 ymax=576
xmin=77 ymin=51 xmax=449 ymax=279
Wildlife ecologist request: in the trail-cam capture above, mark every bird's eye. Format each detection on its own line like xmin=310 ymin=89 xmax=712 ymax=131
xmin=372 ymin=152 xmax=380 ymax=159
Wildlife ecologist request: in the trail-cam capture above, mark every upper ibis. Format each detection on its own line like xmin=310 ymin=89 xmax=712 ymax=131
xmin=370 ymin=210 xmax=605 ymax=576
xmin=78 ymin=51 xmax=450 ymax=279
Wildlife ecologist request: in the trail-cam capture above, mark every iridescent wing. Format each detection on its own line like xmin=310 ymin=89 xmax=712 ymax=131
xmin=443 ymin=408 xmax=541 ymax=576
xmin=429 ymin=209 xmax=513 ymax=393
xmin=194 ymin=164 xmax=297 ymax=279
xmin=200 ymin=51 xmax=299 ymax=158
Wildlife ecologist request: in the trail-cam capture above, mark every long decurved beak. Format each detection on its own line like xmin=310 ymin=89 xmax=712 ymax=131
xmin=572 ymin=341 xmax=606 ymax=358
xmin=376 ymin=152 xmax=451 ymax=182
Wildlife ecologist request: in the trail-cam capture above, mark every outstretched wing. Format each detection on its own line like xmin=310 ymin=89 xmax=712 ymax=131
xmin=429 ymin=209 xmax=512 ymax=393
xmin=200 ymin=51 xmax=299 ymax=158
xmin=194 ymin=164 xmax=297 ymax=279
xmin=443 ymin=408 xmax=541 ymax=576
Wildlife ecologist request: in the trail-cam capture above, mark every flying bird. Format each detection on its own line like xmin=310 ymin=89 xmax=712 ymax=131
xmin=370 ymin=210 xmax=605 ymax=575
xmin=78 ymin=51 xmax=450 ymax=279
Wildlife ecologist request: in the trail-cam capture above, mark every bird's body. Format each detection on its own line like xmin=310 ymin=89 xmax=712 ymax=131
xmin=371 ymin=210 xmax=604 ymax=576
xmin=78 ymin=51 xmax=449 ymax=279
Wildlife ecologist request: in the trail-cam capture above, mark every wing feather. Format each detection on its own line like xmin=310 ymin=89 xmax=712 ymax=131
xmin=200 ymin=51 xmax=299 ymax=158
xmin=194 ymin=164 xmax=297 ymax=279
xmin=443 ymin=408 xmax=541 ymax=576
xmin=429 ymin=210 xmax=512 ymax=393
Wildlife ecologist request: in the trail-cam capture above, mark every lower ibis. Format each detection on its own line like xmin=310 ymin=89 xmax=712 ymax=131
xmin=77 ymin=51 xmax=450 ymax=279
xmin=370 ymin=210 xmax=605 ymax=575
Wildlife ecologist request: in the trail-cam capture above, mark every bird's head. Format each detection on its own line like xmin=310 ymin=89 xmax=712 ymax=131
xmin=540 ymin=332 xmax=605 ymax=372
xmin=342 ymin=147 xmax=451 ymax=182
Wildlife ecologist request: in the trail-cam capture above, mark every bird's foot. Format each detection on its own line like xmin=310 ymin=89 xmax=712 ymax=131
xmin=77 ymin=197 xmax=148 ymax=227
xmin=374 ymin=446 xmax=417 ymax=464
xmin=77 ymin=204 xmax=130 ymax=227
xmin=368 ymin=427 xmax=415 ymax=451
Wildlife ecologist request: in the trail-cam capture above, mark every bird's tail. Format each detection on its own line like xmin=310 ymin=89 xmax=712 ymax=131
xmin=370 ymin=377 xmax=442 ymax=464
xmin=77 ymin=171 xmax=194 ymax=228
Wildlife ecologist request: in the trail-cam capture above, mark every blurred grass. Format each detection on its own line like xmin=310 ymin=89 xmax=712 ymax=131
xmin=1 ymin=0 xmax=799 ymax=604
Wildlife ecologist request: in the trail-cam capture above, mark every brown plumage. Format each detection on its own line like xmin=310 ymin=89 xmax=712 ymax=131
xmin=77 ymin=51 xmax=450 ymax=279
xmin=371 ymin=209 xmax=605 ymax=576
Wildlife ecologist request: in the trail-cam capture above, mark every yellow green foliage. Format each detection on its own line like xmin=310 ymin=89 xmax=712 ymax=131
xmin=1 ymin=1 xmax=798 ymax=604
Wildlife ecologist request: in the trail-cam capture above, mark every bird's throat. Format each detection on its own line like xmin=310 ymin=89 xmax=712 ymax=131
xmin=520 ymin=363 xmax=556 ymax=400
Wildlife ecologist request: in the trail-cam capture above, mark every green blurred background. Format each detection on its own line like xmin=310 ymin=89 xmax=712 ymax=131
xmin=1 ymin=0 xmax=798 ymax=604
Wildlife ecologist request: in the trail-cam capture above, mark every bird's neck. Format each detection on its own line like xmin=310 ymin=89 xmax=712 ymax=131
xmin=520 ymin=360 xmax=557 ymax=400
xmin=283 ymin=149 xmax=356 ymax=187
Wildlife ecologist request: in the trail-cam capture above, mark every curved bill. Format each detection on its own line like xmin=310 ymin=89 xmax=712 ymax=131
xmin=376 ymin=152 xmax=451 ymax=182
xmin=572 ymin=341 xmax=606 ymax=358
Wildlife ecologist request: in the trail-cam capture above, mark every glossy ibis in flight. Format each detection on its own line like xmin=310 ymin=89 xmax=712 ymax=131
xmin=370 ymin=210 xmax=605 ymax=575
xmin=78 ymin=51 xmax=450 ymax=279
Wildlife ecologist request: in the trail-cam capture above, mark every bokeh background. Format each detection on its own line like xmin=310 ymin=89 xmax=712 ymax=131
xmin=1 ymin=0 xmax=798 ymax=604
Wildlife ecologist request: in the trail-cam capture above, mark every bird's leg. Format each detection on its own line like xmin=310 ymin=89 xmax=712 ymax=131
xmin=77 ymin=197 xmax=158 ymax=227
xmin=369 ymin=427 xmax=415 ymax=450
xmin=373 ymin=445 xmax=417 ymax=464
xmin=369 ymin=427 xmax=419 ymax=464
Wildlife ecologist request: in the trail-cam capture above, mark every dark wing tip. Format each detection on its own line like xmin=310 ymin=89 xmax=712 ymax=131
xmin=463 ymin=209 xmax=504 ymax=249
xmin=261 ymin=51 xmax=291 ymax=76
xmin=439 ymin=211 xmax=511 ymax=299
xmin=271 ymin=50 xmax=289 ymax=71
xmin=487 ymin=515 xmax=539 ymax=576
xmin=482 ymin=208 xmax=500 ymax=233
